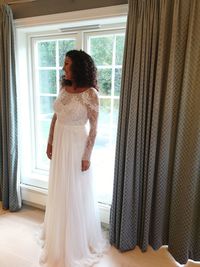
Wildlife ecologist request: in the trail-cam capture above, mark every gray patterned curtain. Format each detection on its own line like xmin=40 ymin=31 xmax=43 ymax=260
xmin=110 ymin=0 xmax=200 ymax=264
xmin=0 ymin=4 xmax=21 ymax=211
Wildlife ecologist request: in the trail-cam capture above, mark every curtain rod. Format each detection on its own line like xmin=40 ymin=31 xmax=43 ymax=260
xmin=60 ymin=24 xmax=101 ymax=32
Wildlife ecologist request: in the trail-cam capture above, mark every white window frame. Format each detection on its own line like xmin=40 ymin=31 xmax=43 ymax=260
xmin=84 ymin=29 xmax=125 ymax=131
xmin=32 ymin=34 xmax=79 ymax=172
xmin=84 ymin=30 xmax=125 ymax=204
xmin=15 ymin=5 xmax=127 ymax=224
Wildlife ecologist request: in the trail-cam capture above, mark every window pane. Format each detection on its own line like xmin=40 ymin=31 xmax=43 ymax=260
xmin=112 ymin=99 xmax=120 ymax=145
xmin=113 ymin=99 xmax=120 ymax=125
xmin=114 ymin=68 xmax=122 ymax=96
xmin=59 ymin=39 xmax=76 ymax=67
xmin=38 ymin=41 xmax=56 ymax=67
xmin=39 ymin=70 xmax=57 ymax=94
xmin=37 ymin=120 xmax=51 ymax=168
xmin=98 ymin=68 xmax=112 ymax=96
xmin=96 ymin=98 xmax=111 ymax=147
xmin=90 ymin=36 xmax=113 ymax=66
xmin=39 ymin=96 xmax=56 ymax=114
xmin=115 ymin=35 xmax=125 ymax=65
xmin=93 ymin=98 xmax=114 ymax=204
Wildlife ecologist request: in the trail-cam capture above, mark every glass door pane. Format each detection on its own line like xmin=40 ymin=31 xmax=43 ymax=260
xmin=86 ymin=31 xmax=125 ymax=204
xmin=34 ymin=37 xmax=76 ymax=171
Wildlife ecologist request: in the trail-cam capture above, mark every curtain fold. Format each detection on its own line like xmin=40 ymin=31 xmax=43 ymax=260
xmin=0 ymin=4 xmax=21 ymax=211
xmin=110 ymin=0 xmax=200 ymax=264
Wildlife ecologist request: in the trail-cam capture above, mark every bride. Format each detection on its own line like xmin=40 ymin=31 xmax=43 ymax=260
xmin=40 ymin=50 xmax=107 ymax=267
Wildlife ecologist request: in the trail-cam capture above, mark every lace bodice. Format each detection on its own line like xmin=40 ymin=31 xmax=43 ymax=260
xmin=48 ymin=87 xmax=99 ymax=160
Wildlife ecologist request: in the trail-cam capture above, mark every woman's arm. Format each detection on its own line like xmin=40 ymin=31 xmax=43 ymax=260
xmin=46 ymin=113 xmax=57 ymax=159
xmin=82 ymin=89 xmax=99 ymax=171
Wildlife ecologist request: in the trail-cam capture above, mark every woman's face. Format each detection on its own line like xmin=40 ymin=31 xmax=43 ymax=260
xmin=63 ymin=56 xmax=73 ymax=80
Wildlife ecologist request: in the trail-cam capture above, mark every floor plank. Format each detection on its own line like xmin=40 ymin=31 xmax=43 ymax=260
xmin=0 ymin=205 xmax=199 ymax=267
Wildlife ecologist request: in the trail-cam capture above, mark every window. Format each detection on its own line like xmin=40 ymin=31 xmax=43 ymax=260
xmin=86 ymin=31 xmax=125 ymax=204
xmin=33 ymin=36 xmax=77 ymax=170
xmin=17 ymin=13 xmax=126 ymax=207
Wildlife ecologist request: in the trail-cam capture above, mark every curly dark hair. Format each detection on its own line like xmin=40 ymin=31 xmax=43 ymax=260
xmin=61 ymin=50 xmax=98 ymax=90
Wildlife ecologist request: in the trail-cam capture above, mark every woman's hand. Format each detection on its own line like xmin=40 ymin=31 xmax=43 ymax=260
xmin=46 ymin=143 xmax=52 ymax=159
xmin=82 ymin=160 xmax=90 ymax=171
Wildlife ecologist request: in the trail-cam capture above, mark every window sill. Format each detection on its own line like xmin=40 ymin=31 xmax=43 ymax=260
xmin=20 ymin=183 xmax=110 ymax=224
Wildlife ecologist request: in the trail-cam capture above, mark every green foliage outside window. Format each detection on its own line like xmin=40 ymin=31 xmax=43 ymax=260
xmin=59 ymin=39 xmax=76 ymax=67
xmin=90 ymin=36 xmax=113 ymax=66
xmin=38 ymin=41 xmax=56 ymax=67
xmin=86 ymin=33 xmax=125 ymax=154
xmin=39 ymin=70 xmax=57 ymax=94
xmin=98 ymin=68 xmax=112 ymax=96
xmin=116 ymin=35 xmax=125 ymax=65
xmin=114 ymin=68 xmax=122 ymax=96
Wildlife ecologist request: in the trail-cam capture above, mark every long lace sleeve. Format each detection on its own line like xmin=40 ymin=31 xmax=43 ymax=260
xmin=82 ymin=89 xmax=99 ymax=161
xmin=48 ymin=113 xmax=57 ymax=145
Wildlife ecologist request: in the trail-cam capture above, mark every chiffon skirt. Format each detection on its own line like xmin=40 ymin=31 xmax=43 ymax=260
xmin=39 ymin=121 xmax=107 ymax=267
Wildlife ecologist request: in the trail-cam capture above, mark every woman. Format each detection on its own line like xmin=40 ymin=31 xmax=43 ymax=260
xmin=40 ymin=50 xmax=107 ymax=267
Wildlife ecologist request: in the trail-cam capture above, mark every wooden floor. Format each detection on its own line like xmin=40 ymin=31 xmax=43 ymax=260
xmin=0 ymin=205 xmax=199 ymax=267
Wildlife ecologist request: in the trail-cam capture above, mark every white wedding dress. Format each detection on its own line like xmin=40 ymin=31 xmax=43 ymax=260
xmin=39 ymin=87 xmax=107 ymax=267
